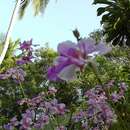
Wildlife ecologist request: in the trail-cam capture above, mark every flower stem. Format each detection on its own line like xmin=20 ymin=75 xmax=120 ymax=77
xmin=19 ymin=81 xmax=27 ymax=98
xmin=19 ymin=81 xmax=31 ymax=109
xmin=67 ymin=111 xmax=74 ymax=130
xmin=89 ymin=60 xmax=103 ymax=85
xmin=89 ymin=60 xmax=111 ymax=100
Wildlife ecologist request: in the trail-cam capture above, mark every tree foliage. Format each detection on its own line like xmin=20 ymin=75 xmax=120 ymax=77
xmin=89 ymin=29 xmax=104 ymax=43
xmin=93 ymin=0 xmax=130 ymax=46
xmin=19 ymin=0 xmax=49 ymax=19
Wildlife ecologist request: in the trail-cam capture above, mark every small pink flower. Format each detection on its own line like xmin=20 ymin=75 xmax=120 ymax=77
xmin=57 ymin=125 xmax=66 ymax=130
xmin=48 ymin=87 xmax=57 ymax=94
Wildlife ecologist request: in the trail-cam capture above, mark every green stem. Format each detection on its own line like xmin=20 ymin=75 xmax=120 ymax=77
xmin=89 ymin=60 xmax=103 ymax=85
xmin=19 ymin=81 xmax=30 ymax=108
xmin=48 ymin=114 xmax=55 ymax=130
xmin=19 ymin=81 xmax=27 ymax=99
xmin=90 ymin=61 xmax=112 ymax=100
xmin=56 ymin=115 xmax=60 ymax=127
xmin=67 ymin=111 xmax=73 ymax=130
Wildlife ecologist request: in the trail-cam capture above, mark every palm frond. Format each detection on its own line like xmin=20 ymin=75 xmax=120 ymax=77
xmin=33 ymin=0 xmax=49 ymax=16
xmin=18 ymin=0 xmax=30 ymax=19
xmin=18 ymin=0 xmax=49 ymax=19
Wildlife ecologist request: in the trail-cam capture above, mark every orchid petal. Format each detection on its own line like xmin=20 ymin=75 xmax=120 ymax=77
xmin=53 ymin=56 xmax=69 ymax=65
xmin=95 ymin=42 xmax=112 ymax=55
xmin=58 ymin=64 xmax=80 ymax=81
xmin=47 ymin=57 xmax=71 ymax=81
xmin=47 ymin=66 xmax=61 ymax=81
xmin=58 ymin=41 xmax=80 ymax=58
xmin=78 ymin=38 xmax=96 ymax=57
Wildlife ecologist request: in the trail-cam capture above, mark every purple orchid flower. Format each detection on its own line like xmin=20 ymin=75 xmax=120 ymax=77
xmin=20 ymin=39 xmax=32 ymax=51
xmin=47 ymin=38 xmax=111 ymax=81
xmin=17 ymin=39 xmax=34 ymax=65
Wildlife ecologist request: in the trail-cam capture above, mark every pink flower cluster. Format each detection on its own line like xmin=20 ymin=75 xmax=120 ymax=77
xmin=0 ymin=67 xmax=26 ymax=83
xmin=111 ymin=82 xmax=127 ymax=102
xmin=72 ymin=81 xmax=128 ymax=130
xmin=85 ymin=86 xmax=117 ymax=129
xmin=17 ymin=39 xmax=34 ymax=65
xmin=3 ymin=81 xmax=128 ymax=130
xmin=4 ymin=87 xmax=66 ymax=130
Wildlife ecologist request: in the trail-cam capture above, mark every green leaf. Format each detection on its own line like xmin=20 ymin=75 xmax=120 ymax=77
xmin=97 ymin=7 xmax=106 ymax=16
xmin=93 ymin=0 xmax=114 ymax=5
xmin=114 ymin=17 xmax=121 ymax=29
xmin=18 ymin=0 xmax=30 ymax=19
xmin=112 ymin=36 xmax=121 ymax=46
xmin=18 ymin=0 xmax=49 ymax=19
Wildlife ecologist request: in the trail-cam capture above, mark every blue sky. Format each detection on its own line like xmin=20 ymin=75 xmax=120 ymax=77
xmin=0 ymin=0 xmax=101 ymax=49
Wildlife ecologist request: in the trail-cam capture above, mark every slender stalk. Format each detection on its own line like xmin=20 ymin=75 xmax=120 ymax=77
xmin=19 ymin=81 xmax=31 ymax=109
xmin=89 ymin=61 xmax=112 ymax=100
xmin=67 ymin=111 xmax=74 ymax=130
xmin=56 ymin=115 xmax=60 ymax=127
xmin=19 ymin=81 xmax=27 ymax=99
xmin=89 ymin=60 xmax=103 ymax=85
xmin=0 ymin=0 xmax=21 ymax=65
xmin=48 ymin=114 xmax=55 ymax=130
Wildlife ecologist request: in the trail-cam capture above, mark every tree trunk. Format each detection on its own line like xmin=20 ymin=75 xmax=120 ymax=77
xmin=0 ymin=0 xmax=21 ymax=65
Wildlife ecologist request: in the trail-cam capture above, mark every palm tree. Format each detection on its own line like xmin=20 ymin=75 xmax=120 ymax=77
xmin=0 ymin=39 xmax=20 ymax=72
xmin=0 ymin=0 xmax=21 ymax=66
xmin=19 ymin=0 xmax=49 ymax=19
xmin=0 ymin=0 xmax=49 ymax=66
xmin=93 ymin=0 xmax=130 ymax=46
